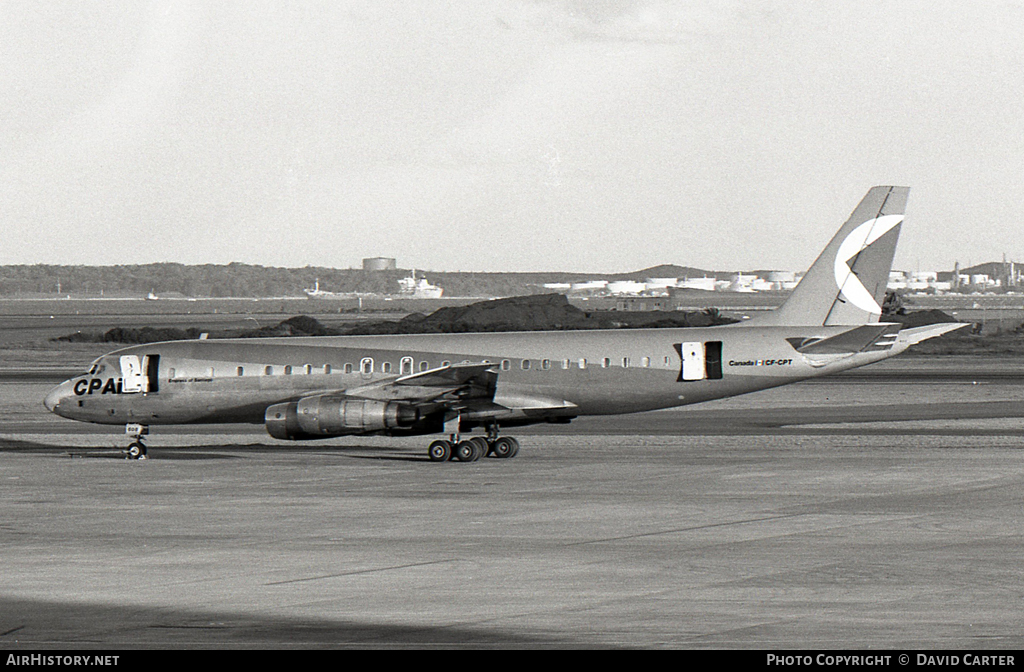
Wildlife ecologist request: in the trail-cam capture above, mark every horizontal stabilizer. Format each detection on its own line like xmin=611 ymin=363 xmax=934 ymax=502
xmin=895 ymin=322 xmax=970 ymax=347
xmin=787 ymin=324 xmax=902 ymax=355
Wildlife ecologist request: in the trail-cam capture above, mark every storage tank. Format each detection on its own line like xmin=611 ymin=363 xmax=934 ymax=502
xmin=767 ymin=271 xmax=796 ymax=283
xmin=606 ymin=281 xmax=646 ymax=295
xmin=363 ymin=257 xmax=397 ymax=271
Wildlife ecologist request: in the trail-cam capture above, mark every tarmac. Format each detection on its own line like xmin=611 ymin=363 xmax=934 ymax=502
xmin=1 ymin=359 xmax=1023 ymax=649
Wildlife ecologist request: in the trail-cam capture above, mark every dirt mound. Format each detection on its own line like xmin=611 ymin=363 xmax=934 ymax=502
xmin=55 ymin=294 xmax=739 ymax=343
xmin=347 ymin=294 xmax=738 ymax=335
xmin=349 ymin=294 xmax=596 ymax=334
xmin=56 ymin=326 xmax=204 ymax=344
xmin=888 ymin=309 xmax=958 ymax=328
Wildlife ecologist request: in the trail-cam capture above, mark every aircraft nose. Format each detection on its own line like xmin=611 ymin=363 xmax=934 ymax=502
xmin=44 ymin=383 xmax=67 ymax=413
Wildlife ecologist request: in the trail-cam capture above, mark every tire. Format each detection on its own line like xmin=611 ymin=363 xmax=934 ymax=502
xmin=491 ymin=437 xmax=515 ymax=459
xmin=454 ymin=440 xmax=480 ymax=462
xmin=427 ymin=440 xmax=451 ymax=462
xmin=469 ymin=437 xmax=488 ymax=461
xmin=506 ymin=437 xmax=520 ymax=459
xmin=127 ymin=441 xmax=146 ymax=459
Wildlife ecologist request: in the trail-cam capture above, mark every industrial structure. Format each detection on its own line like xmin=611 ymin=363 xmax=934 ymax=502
xmin=362 ymin=257 xmax=397 ymax=271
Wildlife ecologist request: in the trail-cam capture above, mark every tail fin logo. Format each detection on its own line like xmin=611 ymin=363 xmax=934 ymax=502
xmin=833 ymin=215 xmax=903 ymax=314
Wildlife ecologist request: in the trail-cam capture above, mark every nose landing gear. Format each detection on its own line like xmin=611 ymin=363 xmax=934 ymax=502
xmin=125 ymin=423 xmax=149 ymax=460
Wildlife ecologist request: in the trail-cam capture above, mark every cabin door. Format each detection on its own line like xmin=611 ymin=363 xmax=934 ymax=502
xmin=680 ymin=342 xmax=704 ymax=381
xmin=144 ymin=354 xmax=160 ymax=393
xmin=120 ymin=355 xmax=146 ymax=393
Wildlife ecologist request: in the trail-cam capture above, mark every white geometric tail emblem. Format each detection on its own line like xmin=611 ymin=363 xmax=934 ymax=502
xmin=833 ymin=215 xmax=903 ymax=314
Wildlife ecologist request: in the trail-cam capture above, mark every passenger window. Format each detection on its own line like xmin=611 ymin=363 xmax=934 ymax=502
xmin=400 ymin=357 xmax=413 ymax=375
xmin=578 ymin=358 xmax=587 ymax=369
xmin=284 ymin=365 xmax=292 ymax=375
xmin=264 ymin=365 xmax=274 ymax=376
xmin=382 ymin=362 xmax=392 ymax=374
xmin=501 ymin=360 xmax=510 ymax=371
xmin=542 ymin=359 xmax=551 ymax=370
xmin=521 ymin=359 xmax=531 ymax=370
xmin=419 ymin=361 xmax=429 ymax=372
xmin=361 ymin=358 xmax=373 ymax=375
xmin=236 ymin=366 xmax=244 ymax=376
xmin=441 ymin=360 xmax=450 ymax=367
xmin=324 ymin=364 xmax=332 ymax=374
xmin=344 ymin=363 xmax=353 ymax=374
xmin=641 ymin=357 xmax=650 ymax=368
xmin=602 ymin=358 xmax=610 ymax=368
xmin=622 ymin=357 xmax=630 ymax=368
xmin=561 ymin=359 xmax=570 ymax=369
xmin=304 ymin=364 xmax=312 ymax=374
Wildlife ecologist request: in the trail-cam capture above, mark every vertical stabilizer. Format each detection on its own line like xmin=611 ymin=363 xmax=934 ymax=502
xmin=751 ymin=186 xmax=909 ymax=327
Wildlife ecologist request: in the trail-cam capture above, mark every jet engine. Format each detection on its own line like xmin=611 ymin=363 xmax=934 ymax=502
xmin=265 ymin=395 xmax=419 ymax=440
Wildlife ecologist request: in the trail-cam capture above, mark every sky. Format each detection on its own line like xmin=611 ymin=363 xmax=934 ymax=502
xmin=1 ymin=0 xmax=1022 ymax=273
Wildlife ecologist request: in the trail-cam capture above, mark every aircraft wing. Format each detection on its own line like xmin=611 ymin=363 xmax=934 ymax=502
xmin=329 ymin=362 xmax=577 ymax=421
xmin=340 ymin=362 xmax=499 ymax=406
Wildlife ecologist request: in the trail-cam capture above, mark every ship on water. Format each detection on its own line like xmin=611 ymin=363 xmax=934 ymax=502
xmin=305 ymin=270 xmax=443 ymax=299
xmin=398 ymin=270 xmax=444 ymax=299
xmin=305 ymin=279 xmax=347 ymax=298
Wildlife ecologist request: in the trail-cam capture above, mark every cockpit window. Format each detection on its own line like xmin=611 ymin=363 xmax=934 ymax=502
xmin=87 ymin=359 xmax=105 ymax=375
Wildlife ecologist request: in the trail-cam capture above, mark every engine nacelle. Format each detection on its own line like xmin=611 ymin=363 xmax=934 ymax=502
xmin=265 ymin=396 xmax=419 ymax=440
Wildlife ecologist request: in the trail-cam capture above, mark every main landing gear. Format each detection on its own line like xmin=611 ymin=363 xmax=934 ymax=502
xmin=427 ymin=424 xmax=521 ymax=463
xmin=125 ymin=423 xmax=149 ymax=460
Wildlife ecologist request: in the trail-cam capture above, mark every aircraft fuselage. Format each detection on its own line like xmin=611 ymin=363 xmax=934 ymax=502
xmin=45 ymin=324 xmax=898 ymax=431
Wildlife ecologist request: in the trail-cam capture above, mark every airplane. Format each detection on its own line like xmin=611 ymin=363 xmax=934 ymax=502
xmin=43 ymin=186 xmax=965 ymax=461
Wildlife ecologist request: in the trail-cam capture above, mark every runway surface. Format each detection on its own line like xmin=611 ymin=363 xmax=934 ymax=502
xmin=1 ymin=358 xmax=1023 ymax=648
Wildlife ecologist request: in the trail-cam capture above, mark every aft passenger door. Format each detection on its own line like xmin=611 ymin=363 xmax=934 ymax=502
xmin=675 ymin=341 xmax=723 ymax=382
xmin=680 ymin=342 xmax=704 ymax=381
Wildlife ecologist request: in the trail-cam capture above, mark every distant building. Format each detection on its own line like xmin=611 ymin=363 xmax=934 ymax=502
xmin=727 ymin=273 xmax=757 ymax=293
xmin=889 ymin=270 xmax=950 ymax=293
xmin=888 ymin=271 xmax=907 ymax=290
xmin=644 ymin=277 xmax=678 ymax=290
xmin=606 ymin=280 xmax=647 ymax=295
xmin=363 ymin=257 xmax=397 ymax=271
xmin=570 ymin=280 xmax=608 ymax=293
xmin=614 ymin=296 xmax=670 ymax=311
xmin=677 ymin=277 xmax=716 ymax=291
xmin=766 ymin=271 xmax=799 ymax=290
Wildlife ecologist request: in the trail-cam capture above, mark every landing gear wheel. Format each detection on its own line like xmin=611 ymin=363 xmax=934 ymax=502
xmin=454 ymin=439 xmax=483 ymax=462
xmin=126 ymin=441 xmax=147 ymax=460
xmin=427 ymin=440 xmax=452 ymax=462
xmin=491 ymin=436 xmax=518 ymax=459
xmin=469 ymin=437 xmax=489 ymax=459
